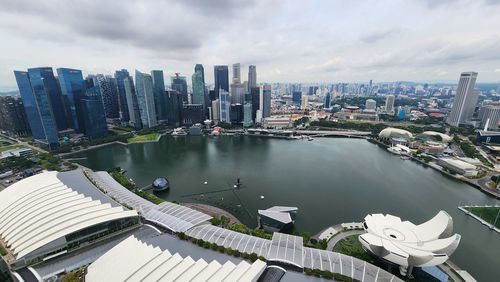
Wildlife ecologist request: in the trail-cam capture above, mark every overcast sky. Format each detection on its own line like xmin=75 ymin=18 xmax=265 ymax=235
xmin=1 ymin=0 xmax=500 ymax=90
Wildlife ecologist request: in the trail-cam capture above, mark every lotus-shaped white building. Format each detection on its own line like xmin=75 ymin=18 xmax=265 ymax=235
xmin=359 ymin=211 xmax=461 ymax=276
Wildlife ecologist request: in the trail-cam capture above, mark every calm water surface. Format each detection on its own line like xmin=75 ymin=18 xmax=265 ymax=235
xmin=70 ymin=136 xmax=500 ymax=281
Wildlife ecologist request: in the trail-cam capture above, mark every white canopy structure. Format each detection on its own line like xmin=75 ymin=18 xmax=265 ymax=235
xmin=86 ymin=235 xmax=267 ymax=282
xmin=0 ymin=170 xmax=139 ymax=268
xmin=359 ymin=211 xmax=461 ymax=275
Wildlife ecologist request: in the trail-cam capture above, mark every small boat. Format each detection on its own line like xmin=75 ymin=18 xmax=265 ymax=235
xmin=172 ymin=128 xmax=188 ymax=136
xmin=260 ymin=195 xmax=265 ymax=199
xmin=307 ymin=136 xmax=314 ymax=141
xmin=203 ymin=181 xmax=208 ymax=185
xmin=152 ymin=177 xmax=169 ymax=192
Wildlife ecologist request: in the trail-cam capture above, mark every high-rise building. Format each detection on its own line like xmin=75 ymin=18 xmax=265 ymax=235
xmin=57 ymin=68 xmax=85 ymax=132
xmin=171 ymin=74 xmax=188 ymax=103
xmin=232 ymin=63 xmax=241 ymax=84
xmin=80 ymin=83 xmax=108 ymax=138
xmin=248 ymin=65 xmax=257 ymax=92
xmin=211 ymin=99 xmax=220 ymax=122
xmin=385 ymin=95 xmax=395 ymax=113
xmin=261 ymin=85 xmax=271 ymax=118
xmin=0 ymin=96 xmax=30 ymax=136
xmin=301 ymin=95 xmax=309 ymax=109
xmin=151 ymin=70 xmax=167 ymax=120
xmin=308 ymin=86 xmax=318 ymax=96
xmin=192 ymin=64 xmax=206 ymax=107
xmin=14 ymin=69 xmax=60 ymax=148
xmin=214 ymin=65 xmax=229 ymax=99
xmin=365 ymin=99 xmax=376 ymax=111
xmin=182 ymin=104 xmax=204 ymax=125
xmin=95 ymin=74 xmax=120 ymax=119
xmin=479 ymin=104 xmax=500 ymax=131
xmin=292 ymin=91 xmax=302 ymax=105
xmin=231 ymin=83 xmax=245 ymax=105
xmin=250 ymin=87 xmax=260 ymax=122
xmin=123 ymin=77 xmax=141 ymax=129
xmin=114 ymin=69 xmax=131 ymax=122
xmin=135 ymin=70 xmax=157 ymax=128
xmin=324 ymin=92 xmax=332 ymax=108
xmin=243 ymin=103 xmax=253 ymax=127
xmin=447 ymin=72 xmax=479 ymax=127
xmin=219 ymin=89 xmax=230 ymax=123
xmin=230 ymin=104 xmax=244 ymax=124
xmin=166 ymin=90 xmax=182 ymax=126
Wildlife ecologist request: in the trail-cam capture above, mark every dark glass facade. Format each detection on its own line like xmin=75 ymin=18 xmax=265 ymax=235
xmin=0 ymin=96 xmax=30 ymax=136
xmin=250 ymin=87 xmax=260 ymax=122
xmin=166 ymin=90 xmax=182 ymax=126
xmin=214 ymin=65 xmax=229 ymax=99
xmin=80 ymin=86 xmax=108 ymax=138
xmin=171 ymin=74 xmax=188 ymax=103
xmin=182 ymin=104 xmax=204 ymax=125
xmin=151 ymin=70 xmax=167 ymax=120
xmin=57 ymin=68 xmax=85 ymax=132
xmin=292 ymin=91 xmax=302 ymax=105
xmin=96 ymin=74 xmax=120 ymax=119
xmin=230 ymin=104 xmax=244 ymax=124
xmin=114 ymin=69 xmax=131 ymax=122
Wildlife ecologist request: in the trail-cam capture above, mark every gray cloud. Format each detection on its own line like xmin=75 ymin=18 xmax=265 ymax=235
xmin=359 ymin=28 xmax=400 ymax=44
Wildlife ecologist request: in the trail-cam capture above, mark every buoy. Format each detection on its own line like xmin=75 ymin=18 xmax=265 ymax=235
xmin=260 ymin=195 xmax=265 ymax=199
xmin=233 ymin=185 xmax=237 ymax=188
xmin=203 ymin=181 xmax=208 ymax=185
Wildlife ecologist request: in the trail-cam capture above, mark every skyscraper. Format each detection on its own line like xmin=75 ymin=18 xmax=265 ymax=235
xmin=14 ymin=69 xmax=59 ymax=148
xmin=385 ymin=95 xmax=395 ymax=113
xmin=447 ymin=72 xmax=479 ymax=127
xmin=114 ymin=69 xmax=131 ymax=122
xmin=214 ymin=65 xmax=229 ymax=99
xmin=151 ymin=70 xmax=167 ymax=120
xmin=324 ymin=92 xmax=331 ymax=108
xmin=365 ymin=99 xmax=376 ymax=111
xmin=166 ymin=90 xmax=182 ymax=126
xmin=231 ymin=83 xmax=245 ymax=104
xmin=219 ymin=89 xmax=230 ymax=123
xmin=250 ymin=87 xmax=260 ymax=122
xmin=135 ymin=70 xmax=157 ymax=128
xmin=80 ymin=81 xmax=108 ymax=138
xmin=123 ymin=77 xmax=141 ymax=129
xmin=95 ymin=74 xmax=120 ymax=119
xmin=57 ymin=68 xmax=85 ymax=131
xmin=0 ymin=96 xmax=30 ymax=136
xmin=232 ymin=63 xmax=241 ymax=84
xmin=479 ymin=104 xmax=500 ymax=131
xmin=192 ymin=64 xmax=206 ymax=107
xmin=243 ymin=103 xmax=253 ymax=127
xmin=248 ymin=65 xmax=257 ymax=92
xmin=261 ymin=85 xmax=271 ymax=118
xmin=292 ymin=91 xmax=302 ymax=105
xmin=171 ymin=74 xmax=188 ymax=103
xmin=182 ymin=104 xmax=204 ymax=125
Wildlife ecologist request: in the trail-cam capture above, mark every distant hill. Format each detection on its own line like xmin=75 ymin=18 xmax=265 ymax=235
xmin=0 ymin=90 xmax=19 ymax=96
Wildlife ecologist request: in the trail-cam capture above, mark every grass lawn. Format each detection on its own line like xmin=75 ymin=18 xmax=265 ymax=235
xmin=333 ymin=235 xmax=376 ymax=264
xmin=0 ymin=245 xmax=7 ymax=256
xmin=0 ymin=144 xmax=26 ymax=152
xmin=465 ymin=207 xmax=500 ymax=228
xmin=127 ymin=132 xmax=161 ymax=143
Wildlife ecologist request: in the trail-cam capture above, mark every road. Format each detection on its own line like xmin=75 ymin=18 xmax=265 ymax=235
xmin=0 ymin=133 xmax=47 ymax=153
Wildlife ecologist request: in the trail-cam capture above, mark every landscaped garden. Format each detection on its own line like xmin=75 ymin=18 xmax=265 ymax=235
xmin=464 ymin=206 xmax=500 ymax=228
xmin=333 ymin=235 xmax=376 ymax=264
xmin=127 ymin=132 xmax=161 ymax=143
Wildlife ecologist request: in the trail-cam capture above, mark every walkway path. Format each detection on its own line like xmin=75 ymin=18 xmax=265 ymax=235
xmin=182 ymin=203 xmax=241 ymax=224
xmin=327 ymin=230 xmax=365 ymax=251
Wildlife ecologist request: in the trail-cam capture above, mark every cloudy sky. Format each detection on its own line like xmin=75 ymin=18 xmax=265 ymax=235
xmin=1 ymin=0 xmax=500 ymax=90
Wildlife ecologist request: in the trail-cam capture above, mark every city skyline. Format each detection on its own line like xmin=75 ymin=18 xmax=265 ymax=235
xmin=1 ymin=0 xmax=500 ymax=90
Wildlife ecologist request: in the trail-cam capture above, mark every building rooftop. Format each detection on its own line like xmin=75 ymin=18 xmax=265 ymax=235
xmin=438 ymin=158 xmax=477 ymax=170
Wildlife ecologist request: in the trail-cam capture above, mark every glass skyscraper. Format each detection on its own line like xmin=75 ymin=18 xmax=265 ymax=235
xmin=219 ymin=89 xmax=230 ymax=123
xmin=151 ymin=70 xmax=167 ymax=121
xmin=114 ymin=69 xmax=131 ymax=122
xmin=95 ymin=74 xmax=120 ymax=119
xmin=57 ymin=68 xmax=85 ymax=132
xmin=14 ymin=69 xmax=60 ymax=148
xmin=192 ymin=64 xmax=205 ymax=107
xmin=171 ymin=74 xmax=189 ymax=103
xmin=261 ymin=85 xmax=271 ymax=118
xmin=135 ymin=70 xmax=157 ymax=128
xmin=80 ymin=84 xmax=108 ymax=138
xmin=123 ymin=77 xmax=141 ymax=129
xmin=214 ymin=65 xmax=229 ymax=99
xmin=166 ymin=90 xmax=182 ymax=126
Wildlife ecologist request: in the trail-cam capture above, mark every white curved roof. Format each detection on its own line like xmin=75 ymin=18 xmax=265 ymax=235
xmin=86 ymin=235 xmax=267 ymax=282
xmin=0 ymin=170 xmax=138 ymax=260
xmin=359 ymin=211 xmax=460 ymax=267
xmin=420 ymin=131 xmax=453 ymax=142
xmin=378 ymin=127 xmax=413 ymax=139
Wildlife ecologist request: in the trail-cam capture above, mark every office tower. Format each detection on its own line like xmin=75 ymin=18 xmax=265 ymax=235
xmin=123 ymin=77 xmax=141 ymax=129
xmin=301 ymin=95 xmax=309 ymax=109
xmin=219 ymin=89 xmax=230 ymax=123
xmin=151 ymin=70 xmax=167 ymax=120
xmin=14 ymin=70 xmax=60 ymax=148
xmin=182 ymin=104 xmax=204 ymax=125
xmin=94 ymin=74 xmax=120 ymax=119
xmin=479 ymin=104 xmax=500 ymax=131
xmin=171 ymin=74 xmax=189 ymax=103
xmin=230 ymin=104 xmax=244 ymax=124
xmin=0 ymin=96 xmax=30 ymax=136
xmin=243 ymin=103 xmax=253 ymax=127
xmin=166 ymin=90 xmax=182 ymax=126
xmin=250 ymin=87 xmax=260 ymax=122
xmin=208 ymin=90 xmax=216 ymax=101
xmin=261 ymin=85 xmax=271 ymax=118
xmin=135 ymin=70 xmax=157 ymax=128
xmin=308 ymin=86 xmax=318 ymax=96
xmin=324 ymin=92 xmax=332 ymax=108
xmin=365 ymin=99 xmax=376 ymax=111
xmin=248 ymin=65 xmax=257 ymax=92
xmin=232 ymin=63 xmax=241 ymax=84
xmin=80 ymin=84 xmax=108 ymax=138
xmin=385 ymin=95 xmax=395 ymax=113
xmin=214 ymin=65 xmax=229 ymax=99
xmin=192 ymin=64 xmax=206 ymax=107
xmin=57 ymin=68 xmax=85 ymax=132
xmin=114 ymin=69 xmax=131 ymax=122
xmin=292 ymin=91 xmax=302 ymax=105
xmin=231 ymin=83 xmax=245 ymax=104
xmin=447 ymin=72 xmax=479 ymax=126
xmin=211 ymin=100 xmax=220 ymax=122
